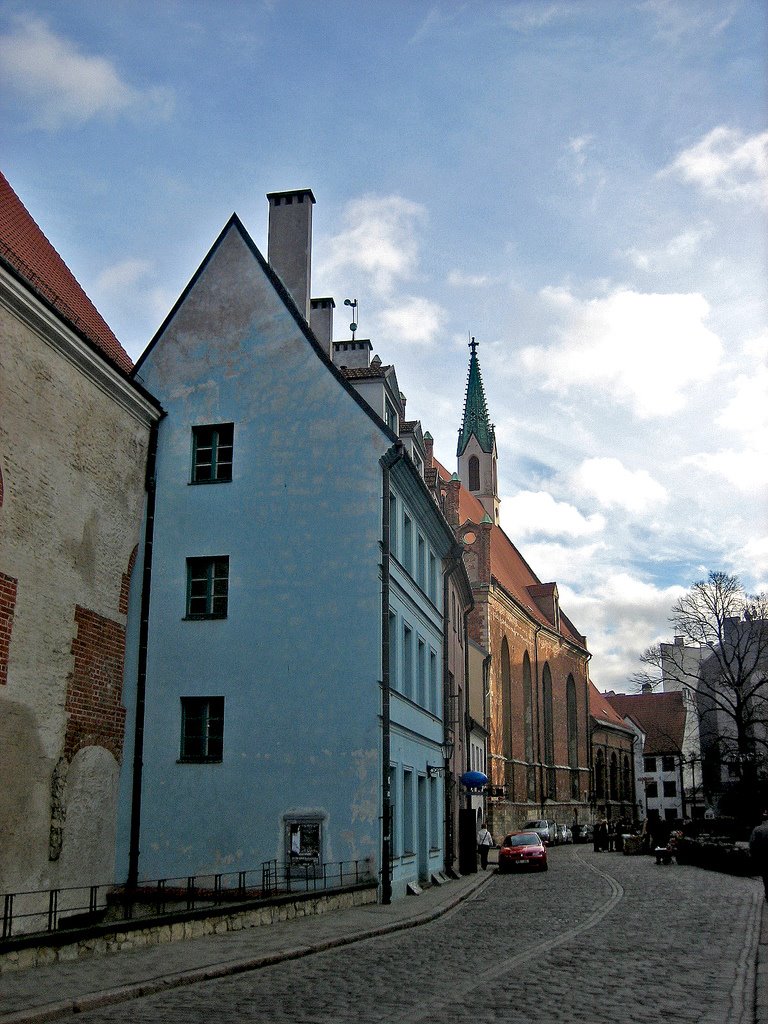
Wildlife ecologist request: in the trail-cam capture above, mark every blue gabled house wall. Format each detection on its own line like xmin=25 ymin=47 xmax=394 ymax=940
xmin=116 ymin=194 xmax=457 ymax=899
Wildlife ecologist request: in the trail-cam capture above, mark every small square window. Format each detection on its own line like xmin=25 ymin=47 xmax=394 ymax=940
xmin=186 ymin=556 xmax=229 ymax=618
xmin=662 ymin=755 xmax=675 ymax=773
xmin=644 ymin=756 xmax=656 ymax=773
xmin=646 ymin=781 xmax=658 ymax=798
xmin=663 ymin=780 xmax=677 ymax=798
xmin=180 ymin=696 xmax=224 ymax=762
xmin=192 ymin=424 xmax=233 ymax=483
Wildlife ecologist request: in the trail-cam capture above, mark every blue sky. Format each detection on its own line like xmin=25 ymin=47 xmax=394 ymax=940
xmin=2 ymin=0 xmax=766 ymax=691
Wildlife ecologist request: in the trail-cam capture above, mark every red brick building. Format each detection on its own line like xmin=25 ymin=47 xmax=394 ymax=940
xmin=426 ymin=341 xmax=592 ymax=837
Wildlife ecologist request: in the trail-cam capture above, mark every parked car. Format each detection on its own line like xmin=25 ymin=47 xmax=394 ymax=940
xmin=523 ymin=819 xmax=558 ymax=845
xmin=556 ymin=823 xmax=573 ymax=844
xmin=574 ymin=822 xmax=593 ymax=844
xmin=498 ymin=831 xmax=548 ymax=873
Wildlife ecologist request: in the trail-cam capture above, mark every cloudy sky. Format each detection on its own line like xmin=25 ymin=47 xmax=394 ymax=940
xmin=2 ymin=0 xmax=766 ymax=692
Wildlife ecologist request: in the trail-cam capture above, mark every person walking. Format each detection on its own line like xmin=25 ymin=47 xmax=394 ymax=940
xmin=477 ymin=822 xmax=494 ymax=870
xmin=749 ymin=811 xmax=768 ymax=901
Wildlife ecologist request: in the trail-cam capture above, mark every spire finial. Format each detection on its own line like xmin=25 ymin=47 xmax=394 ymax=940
xmin=469 ymin=335 xmax=478 ymax=356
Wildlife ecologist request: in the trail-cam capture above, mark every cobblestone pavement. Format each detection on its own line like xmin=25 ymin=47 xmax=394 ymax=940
xmin=2 ymin=846 xmax=765 ymax=1024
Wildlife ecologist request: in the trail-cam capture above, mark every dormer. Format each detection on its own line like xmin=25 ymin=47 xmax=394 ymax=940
xmin=527 ymin=582 xmax=560 ymax=632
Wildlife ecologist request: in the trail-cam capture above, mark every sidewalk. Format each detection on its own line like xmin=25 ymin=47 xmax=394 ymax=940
xmin=0 ymin=868 xmax=495 ymax=1024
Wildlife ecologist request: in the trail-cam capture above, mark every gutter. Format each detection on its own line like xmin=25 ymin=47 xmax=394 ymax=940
xmin=127 ymin=415 xmax=162 ymax=888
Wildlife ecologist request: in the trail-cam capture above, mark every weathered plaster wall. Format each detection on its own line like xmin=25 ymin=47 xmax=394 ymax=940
xmin=0 ymin=296 xmax=153 ymax=894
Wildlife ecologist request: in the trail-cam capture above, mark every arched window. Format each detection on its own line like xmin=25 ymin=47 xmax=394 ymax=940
xmin=522 ymin=651 xmax=535 ymax=800
xmin=501 ymin=637 xmax=513 ymax=771
xmin=622 ymin=754 xmax=632 ymax=801
xmin=595 ymin=749 xmax=605 ymax=799
xmin=566 ymin=675 xmax=578 ymax=768
xmin=609 ymin=752 xmax=619 ymax=801
xmin=542 ymin=663 xmax=555 ymax=799
xmin=468 ymin=455 xmax=480 ymax=491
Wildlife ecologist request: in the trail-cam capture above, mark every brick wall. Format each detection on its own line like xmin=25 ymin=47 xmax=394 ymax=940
xmin=0 ymin=571 xmax=17 ymax=685
xmin=65 ymin=606 xmax=127 ymax=763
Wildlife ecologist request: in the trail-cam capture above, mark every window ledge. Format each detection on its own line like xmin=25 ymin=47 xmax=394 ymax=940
xmin=177 ymin=758 xmax=223 ymax=765
xmin=183 ymin=614 xmax=228 ymax=621
xmin=189 ymin=479 xmax=232 ymax=486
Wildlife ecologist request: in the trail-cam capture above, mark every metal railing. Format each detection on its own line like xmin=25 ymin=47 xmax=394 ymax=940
xmin=1 ymin=859 xmax=370 ymax=941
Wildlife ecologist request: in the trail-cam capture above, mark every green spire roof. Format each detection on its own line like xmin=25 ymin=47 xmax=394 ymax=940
xmin=457 ymin=338 xmax=495 ymax=456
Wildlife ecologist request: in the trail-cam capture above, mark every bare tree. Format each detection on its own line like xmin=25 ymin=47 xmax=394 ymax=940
xmin=634 ymin=572 xmax=768 ymax=818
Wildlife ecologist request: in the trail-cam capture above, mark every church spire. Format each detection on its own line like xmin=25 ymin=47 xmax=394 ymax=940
xmin=457 ymin=337 xmax=499 ymax=524
xmin=457 ymin=337 xmax=495 ymax=457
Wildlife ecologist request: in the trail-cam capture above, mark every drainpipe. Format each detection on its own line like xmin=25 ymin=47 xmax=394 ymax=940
xmin=127 ymin=417 xmax=161 ymax=889
xmin=380 ymin=440 xmax=404 ymax=904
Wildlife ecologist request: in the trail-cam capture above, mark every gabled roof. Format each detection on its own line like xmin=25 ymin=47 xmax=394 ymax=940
xmin=589 ymin=682 xmax=632 ymax=731
xmin=603 ymin=690 xmax=686 ymax=755
xmin=0 ymin=171 xmax=132 ymax=374
xmin=434 ymin=456 xmax=586 ymax=649
xmin=457 ymin=338 xmax=495 ymax=456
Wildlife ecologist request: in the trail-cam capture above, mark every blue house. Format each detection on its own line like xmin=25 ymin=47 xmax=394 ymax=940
xmin=117 ymin=190 xmax=460 ymax=900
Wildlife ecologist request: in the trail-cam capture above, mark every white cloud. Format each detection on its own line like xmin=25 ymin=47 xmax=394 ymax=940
xmin=716 ymin=358 xmax=768 ymax=451
xmin=318 ymin=194 xmax=426 ymax=297
xmin=376 ymin=296 xmax=446 ymax=346
xmin=662 ymin=126 xmax=768 ymax=208
xmin=500 ymin=490 xmax=605 ymax=539
xmin=97 ymin=258 xmax=153 ymax=293
xmin=641 ymin=0 xmax=739 ymax=41
xmin=498 ymin=3 xmax=575 ymax=31
xmin=573 ymin=457 xmax=668 ymax=513
xmin=727 ymin=536 xmax=768 ymax=582
xmin=0 ymin=16 xmax=173 ymax=129
xmin=683 ymin=449 xmax=768 ymax=490
xmin=622 ymin=226 xmax=710 ymax=272
xmin=447 ymin=269 xmax=492 ymax=288
xmin=521 ymin=287 xmax=722 ymax=417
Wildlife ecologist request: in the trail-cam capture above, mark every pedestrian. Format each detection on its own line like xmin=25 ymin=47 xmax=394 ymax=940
xmin=749 ymin=811 xmax=768 ymax=901
xmin=594 ymin=818 xmax=608 ymax=852
xmin=477 ymin=821 xmax=494 ymax=870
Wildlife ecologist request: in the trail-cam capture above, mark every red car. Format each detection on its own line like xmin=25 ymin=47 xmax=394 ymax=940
xmin=497 ymin=831 xmax=549 ymax=872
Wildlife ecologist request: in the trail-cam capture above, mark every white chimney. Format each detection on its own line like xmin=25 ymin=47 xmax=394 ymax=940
xmin=266 ymin=189 xmax=315 ymax=320
xmin=310 ymin=297 xmax=335 ymax=357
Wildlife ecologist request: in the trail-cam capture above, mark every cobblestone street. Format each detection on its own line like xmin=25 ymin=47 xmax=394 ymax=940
xmin=44 ymin=846 xmax=764 ymax=1024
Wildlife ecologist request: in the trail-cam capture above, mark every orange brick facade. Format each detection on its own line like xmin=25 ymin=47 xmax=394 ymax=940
xmin=0 ymin=571 xmax=16 ymax=686
xmin=66 ymin=606 xmax=127 ymax=763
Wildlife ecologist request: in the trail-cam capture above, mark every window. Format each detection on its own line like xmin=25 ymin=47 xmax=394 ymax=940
xmin=403 ymin=623 xmax=413 ymax=698
xmin=468 ymin=455 xmax=480 ymax=491
xmin=417 ymin=637 xmax=427 ymax=706
xmin=663 ymin=780 xmax=677 ymax=798
xmin=429 ymin=648 xmax=439 ymax=714
xmin=186 ymin=557 xmax=229 ymax=618
xmin=192 ymin=424 xmax=233 ymax=483
xmin=664 ymin=808 xmax=677 ymax=821
xmin=389 ymin=494 xmax=397 ymax=557
xmin=180 ymin=697 xmax=224 ymax=762
xmin=646 ymin=781 xmax=658 ymax=798
xmin=662 ymin=755 xmax=676 ymax=773
xmin=385 ymin=401 xmax=398 ymax=433
xmin=417 ymin=535 xmax=426 ymax=589
xmin=429 ymin=776 xmax=439 ymax=851
xmin=388 ymin=611 xmax=397 ymax=689
xmin=644 ymin=756 xmax=657 ymax=773
xmin=389 ymin=766 xmax=397 ymax=857
xmin=402 ymin=513 xmax=413 ymax=572
xmin=402 ymin=769 xmax=414 ymax=855
xmin=566 ymin=675 xmax=578 ymax=768
xmin=428 ymin=552 xmax=437 ymax=603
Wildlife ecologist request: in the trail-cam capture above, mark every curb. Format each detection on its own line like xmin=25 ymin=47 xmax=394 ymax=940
xmin=1 ymin=871 xmax=494 ymax=1024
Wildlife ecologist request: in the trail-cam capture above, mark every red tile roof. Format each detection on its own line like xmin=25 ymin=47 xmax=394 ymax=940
xmin=589 ymin=682 xmax=631 ymax=729
xmin=434 ymin=457 xmax=587 ymax=649
xmin=603 ymin=690 xmax=686 ymax=755
xmin=0 ymin=171 xmax=132 ymax=374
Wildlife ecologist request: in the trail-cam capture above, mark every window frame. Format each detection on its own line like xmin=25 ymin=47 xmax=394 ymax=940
xmin=179 ymin=696 xmax=224 ymax=763
xmin=191 ymin=423 xmax=234 ymax=484
xmin=185 ymin=556 xmax=230 ymax=619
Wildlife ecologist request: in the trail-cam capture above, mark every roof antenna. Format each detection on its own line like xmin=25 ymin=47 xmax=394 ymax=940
xmin=344 ymin=298 xmax=358 ymax=340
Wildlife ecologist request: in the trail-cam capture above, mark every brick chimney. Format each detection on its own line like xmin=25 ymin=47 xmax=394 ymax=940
xmin=266 ymin=189 xmax=315 ymax=321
